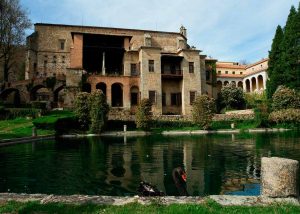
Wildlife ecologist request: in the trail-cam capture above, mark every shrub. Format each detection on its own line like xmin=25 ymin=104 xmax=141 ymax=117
xmin=135 ymin=99 xmax=152 ymax=130
xmin=245 ymin=92 xmax=268 ymax=109
xmin=254 ymin=103 xmax=270 ymax=128
xmin=73 ymin=92 xmax=90 ymax=130
xmin=269 ymin=109 xmax=300 ymax=125
xmin=88 ymin=90 xmax=109 ymax=134
xmin=33 ymin=110 xmax=75 ymax=130
xmin=272 ymin=86 xmax=300 ymax=111
xmin=192 ymin=95 xmax=215 ymax=129
xmin=218 ymin=83 xmax=246 ymax=110
xmin=7 ymin=108 xmax=40 ymax=119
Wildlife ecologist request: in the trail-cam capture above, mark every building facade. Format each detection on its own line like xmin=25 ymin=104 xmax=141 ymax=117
xmin=216 ymin=58 xmax=268 ymax=94
xmin=25 ymin=24 xmax=209 ymax=116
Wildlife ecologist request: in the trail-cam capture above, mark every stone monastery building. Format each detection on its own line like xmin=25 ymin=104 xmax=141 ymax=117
xmin=24 ymin=23 xmax=268 ymax=116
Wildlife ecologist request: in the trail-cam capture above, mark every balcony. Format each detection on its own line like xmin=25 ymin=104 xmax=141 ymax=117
xmin=161 ymin=69 xmax=183 ymax=79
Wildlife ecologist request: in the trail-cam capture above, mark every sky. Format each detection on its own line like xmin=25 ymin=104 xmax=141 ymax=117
xmin=20 ymin=0 xmax=299 ymax=63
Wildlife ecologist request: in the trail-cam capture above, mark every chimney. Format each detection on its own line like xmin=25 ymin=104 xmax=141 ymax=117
xmin=180 ymin=25 xmax=187 ymax=38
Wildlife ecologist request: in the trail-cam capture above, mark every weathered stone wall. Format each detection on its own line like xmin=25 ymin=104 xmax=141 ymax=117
xmin=139 ymin=47 xmax=162 ymax=115
xmin=179 ymin=50 xmax=202 ymax=115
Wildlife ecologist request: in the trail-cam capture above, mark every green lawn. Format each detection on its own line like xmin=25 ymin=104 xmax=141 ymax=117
xmin=0 ymin=117 xmax=54 ymax=140
xmin=0 ymin=200 xmax=299 ymax=214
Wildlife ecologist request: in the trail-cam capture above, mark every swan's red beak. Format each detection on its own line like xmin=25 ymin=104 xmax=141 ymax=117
xmin=181 ymin=173 xmax=187 ymax=182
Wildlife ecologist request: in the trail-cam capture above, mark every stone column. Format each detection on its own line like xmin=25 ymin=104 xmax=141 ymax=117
xmin=261 ymin=157 xmax=299 ymax=198
xmin=106 ymin=83 xmax=112 ymax=106
xmin=243 ymin=80 xmax=247 ymax=92
xmin=250 ymin=79 xmax=253 ymax=92
xmin=102 ymin=52 xmax=106 ymax=75
xmin=263 ymin=73 xmax=267 ymax=90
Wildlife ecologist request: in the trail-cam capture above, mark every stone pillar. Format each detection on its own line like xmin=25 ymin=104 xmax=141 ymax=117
xmin=263 ymin=73 xmax=267 ymax=90
xmin=250 ymin=79 xmax=253 ymax=92
xmin=261 ymin=157 xmax=299 ymax=198
xmin=102 ymin=52 xmax=106 ymax=75
xmin=243 ymin=80 xmax=247 ymax=92
xmin=106 ymin=83 xmax=112 ymax=106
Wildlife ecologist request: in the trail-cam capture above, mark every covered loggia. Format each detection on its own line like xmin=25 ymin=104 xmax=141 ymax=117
xmin=82 ymin=34 xmax=128 ymax=75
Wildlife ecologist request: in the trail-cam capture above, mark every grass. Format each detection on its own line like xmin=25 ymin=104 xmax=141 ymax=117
xmin=0 ymin=117 xmax=54 ymax=140
xmin=0 ymin=110 xmax=74 ymax=140
xmin=0 ymin=200 xmax=299 ymax=214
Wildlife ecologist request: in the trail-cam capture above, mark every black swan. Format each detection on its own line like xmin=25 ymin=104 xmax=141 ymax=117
xmin=137 ymin=167 xmax=188 ymax=196
xmin=172 ymin=167 xmax=188 ymax=196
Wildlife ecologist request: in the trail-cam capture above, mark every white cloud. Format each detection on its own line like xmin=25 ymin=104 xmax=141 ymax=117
xmin=21 ymin=0 xmax=299 ymax=62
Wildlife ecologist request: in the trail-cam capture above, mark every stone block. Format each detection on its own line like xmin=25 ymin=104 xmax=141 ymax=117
xmin=261 ymin=157 xmax=299 ymax=198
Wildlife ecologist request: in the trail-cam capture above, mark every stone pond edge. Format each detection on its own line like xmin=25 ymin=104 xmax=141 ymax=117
xmin=0 ymin=193 xmax=299 ymax=206
xmin=0 ymin=128 xmax=292 ymax=147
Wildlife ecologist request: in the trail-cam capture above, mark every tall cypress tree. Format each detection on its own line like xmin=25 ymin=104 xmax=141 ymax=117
xmin=279 ymin=5 xmax=298 ymax=90
xmin=267 ymin=5 xmax=300 ymax=98
xmin=267 ymin=25 xmax=284 ymax=98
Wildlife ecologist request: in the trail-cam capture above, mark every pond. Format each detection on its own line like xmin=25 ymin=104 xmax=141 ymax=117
xmin=0 ymin=131 xmax=300 ymax=196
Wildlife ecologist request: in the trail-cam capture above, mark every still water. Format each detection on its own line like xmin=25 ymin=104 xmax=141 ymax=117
xmin=0 ymin=131 xmax=299 ymax=196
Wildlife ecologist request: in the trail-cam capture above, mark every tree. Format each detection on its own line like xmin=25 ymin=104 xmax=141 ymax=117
xmin=192 ymin=95 xmax=215 ymax=130
xmin=0 ymin=0 xmax=31 ymax=82
xmin=135 ymin=99 xmax=152 ymax=130
xmin=266 ymin=25 xmax=284 ymax=98
xmin=74 ymin=92 xmax=90 ymax=130
xmin=267 ymin=4 xmax=300 ymax=97
xmin=89 ymin=90 xmax=109 ymax=134
xmin=280 ymin=5 xmax=300 ymax=92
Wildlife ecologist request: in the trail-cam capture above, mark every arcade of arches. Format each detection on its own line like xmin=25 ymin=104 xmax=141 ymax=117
xmin=87 ymin=76 xmax=140 ymax=109
xmin=216 ymin=74 xmax=266 ymax=93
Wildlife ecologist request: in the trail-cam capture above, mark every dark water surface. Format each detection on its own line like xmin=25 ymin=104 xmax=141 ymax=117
xmin=0 ymin=131 xmax=300 ymax=196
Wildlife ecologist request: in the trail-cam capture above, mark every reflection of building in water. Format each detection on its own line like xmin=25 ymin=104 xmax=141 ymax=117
xmin=246 ymin=154 xmax=261 ymax=179
xmin=220 ymin=177 xmax=259 ymax=194
xmin=220 ymin=152 xmax=261 ymax=194
xmin=139 ymin=145 xmax=165 ymax=192
xmin=183 ymin=142 xmax=205 ymax=195
xmin=105 ymin=145 xmax=133 ymax=192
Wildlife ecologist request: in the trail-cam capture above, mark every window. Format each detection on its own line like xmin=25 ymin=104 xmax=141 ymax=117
xmin=225 ymin=71 xmax=228 ymax=74
xmin=240 ymin=72 xmax=243 ymax=75
xmin=189 ymin=62 xmax=194 ymax=73
xmin=218 ymin=71 xmax=221 ymax=74
xmin=206 ymin=70 xmax=210 ymax=81
xmin=53 ymin=55 xmax=57 ymax=64
xmin=162 ymin=92 xmax=166 ymax=106
xmin=232 ymin=71 xmax=235 ymax=74
xmin=190 ymin=91 xmax=196 ymax=105
xmin=149 ymin=90 xmax=156 ymax=104
xmin=131 ymin=92 xmax=138 ymax=106
xmin=33 ymin=63 xmax=37 ymax=72
xmin=171 ymin=93 xmax=182 ymax=106
xmin=62 ymin=56 xmax=65 ymax=63
xmin=131 ymin=63 xmax=138 ymax=76
xmin=44 ymin=60 xmax=47 ymax=72
xmin=59 ymin=40 xmax=65 ymax=50
xmin=149 ymin=60 xmax=154 ymax=72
